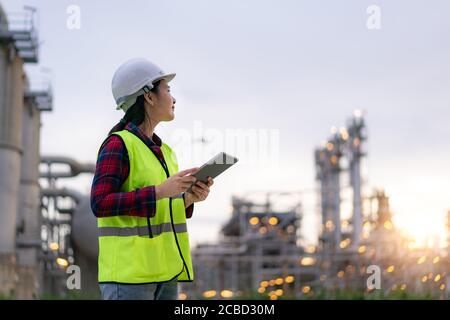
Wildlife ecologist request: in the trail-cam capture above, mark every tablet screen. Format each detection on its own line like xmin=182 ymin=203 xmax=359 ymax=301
xmin=186 ymin=152 xmax=238 ymax=193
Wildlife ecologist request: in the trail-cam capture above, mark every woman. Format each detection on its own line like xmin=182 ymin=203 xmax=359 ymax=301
xmin=90 ymin=58 xmax=213 ymax=300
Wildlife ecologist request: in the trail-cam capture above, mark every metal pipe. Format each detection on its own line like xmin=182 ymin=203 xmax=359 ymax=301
xmin=39 ymin=156 xmax=95 ymax=178
xmin=40 ymin=187 xmax=83 ymax=203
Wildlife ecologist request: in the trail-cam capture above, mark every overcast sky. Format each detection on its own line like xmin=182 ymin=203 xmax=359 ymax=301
xmin=2 ymin=0 xmax=450 ymax=247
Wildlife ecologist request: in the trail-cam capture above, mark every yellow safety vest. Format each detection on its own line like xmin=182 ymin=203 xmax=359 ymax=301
xmin=97 ymin=129 xmax=194 ymax=283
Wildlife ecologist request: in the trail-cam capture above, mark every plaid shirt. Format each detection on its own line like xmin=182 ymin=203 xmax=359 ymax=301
xmin=90 ymin=122 xmax=194 ymax=219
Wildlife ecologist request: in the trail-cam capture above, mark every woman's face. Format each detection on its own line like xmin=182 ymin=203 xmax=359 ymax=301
xmin=145 ymin=79 xmax=176 ymax=122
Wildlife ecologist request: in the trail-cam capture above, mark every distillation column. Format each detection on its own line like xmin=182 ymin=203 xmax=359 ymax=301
xmin=347 ymin=114 xmax=366 ymax=249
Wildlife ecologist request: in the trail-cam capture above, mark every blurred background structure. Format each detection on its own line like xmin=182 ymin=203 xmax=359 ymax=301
xmin=0 ymin=5 xmax=97 ymax=298
xmin=0 ymin=4 xmax=449 ymax=300
xmin=179 ymin=113 xmax=450 ymax=300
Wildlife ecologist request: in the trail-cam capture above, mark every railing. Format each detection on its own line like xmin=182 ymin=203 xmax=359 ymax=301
xmin=25 ymin=84 xmax=53 ymax=111
xmin=4 ymin=8 xmax=39 ymax=63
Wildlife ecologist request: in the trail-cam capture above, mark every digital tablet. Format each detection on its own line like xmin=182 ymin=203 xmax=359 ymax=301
xmin=186 ymin=152 xmax=239 ymax=193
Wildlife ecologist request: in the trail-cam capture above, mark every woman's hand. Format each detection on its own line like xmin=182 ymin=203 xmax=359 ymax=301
xmin=155 ymin=168 xmax=198 ymax=200
xmin=184 ymin=177 xmax=214 ymax=206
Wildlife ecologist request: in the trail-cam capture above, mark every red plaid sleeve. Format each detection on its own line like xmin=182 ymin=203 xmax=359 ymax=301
xmin=90 ymin=135 xmax=157 ymax=218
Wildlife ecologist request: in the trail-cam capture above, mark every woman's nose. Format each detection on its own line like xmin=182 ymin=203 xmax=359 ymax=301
xmin=172 ymin=96 xmax=176 ymax=104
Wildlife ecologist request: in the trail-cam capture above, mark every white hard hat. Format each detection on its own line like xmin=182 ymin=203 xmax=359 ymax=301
xmin=111 ymin=58 xmax=176 ymax=112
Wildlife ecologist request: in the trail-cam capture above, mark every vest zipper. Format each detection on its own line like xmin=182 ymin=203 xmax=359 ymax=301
xmin=146 ymin=215 xmax=153 ymax=238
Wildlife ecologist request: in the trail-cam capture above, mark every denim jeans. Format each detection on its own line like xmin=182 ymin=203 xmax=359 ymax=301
xmin=99 ymin=277 xmax=179 ymax=300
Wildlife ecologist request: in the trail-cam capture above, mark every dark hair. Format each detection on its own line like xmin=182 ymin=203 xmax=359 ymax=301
xmin=107 ymin=80 xmax=162 ymax=136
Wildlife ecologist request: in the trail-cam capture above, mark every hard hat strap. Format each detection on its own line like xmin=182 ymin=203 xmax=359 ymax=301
xmin=142 ymin=85 xmax=152 ymax=93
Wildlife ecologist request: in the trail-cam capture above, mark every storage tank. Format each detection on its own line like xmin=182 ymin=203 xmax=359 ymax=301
xmin=0 ymin=4 xmax=25 ymax=296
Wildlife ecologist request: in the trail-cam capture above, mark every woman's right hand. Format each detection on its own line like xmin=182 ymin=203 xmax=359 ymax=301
xmin=155 ymin=167 xmax=199 ymax=199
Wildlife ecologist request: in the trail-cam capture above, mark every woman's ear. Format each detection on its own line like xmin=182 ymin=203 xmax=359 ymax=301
xmin=144 ymin=92 xmax=154 ymax=106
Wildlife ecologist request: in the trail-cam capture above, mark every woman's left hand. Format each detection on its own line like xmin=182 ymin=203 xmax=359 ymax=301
xmin=185 ymin=177 xmax=214 ymax=205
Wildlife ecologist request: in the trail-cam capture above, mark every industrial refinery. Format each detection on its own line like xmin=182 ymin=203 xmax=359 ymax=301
xmin=179 ymin=113 xmax=450 ymax=300
xmin=0 ymin=4 xmax=449 ymax=300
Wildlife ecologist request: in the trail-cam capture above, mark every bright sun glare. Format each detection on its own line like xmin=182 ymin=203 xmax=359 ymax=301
xmin=396 ymin=216 xmax=447 ymax=248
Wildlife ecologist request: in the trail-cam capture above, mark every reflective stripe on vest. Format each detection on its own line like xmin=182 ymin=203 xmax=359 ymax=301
xmin=98 ymin=222 xmax=187 ymax=237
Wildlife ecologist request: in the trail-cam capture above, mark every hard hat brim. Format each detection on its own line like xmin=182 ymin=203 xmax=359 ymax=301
xmin=152 ymin=73 xmax=176 ymax=84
